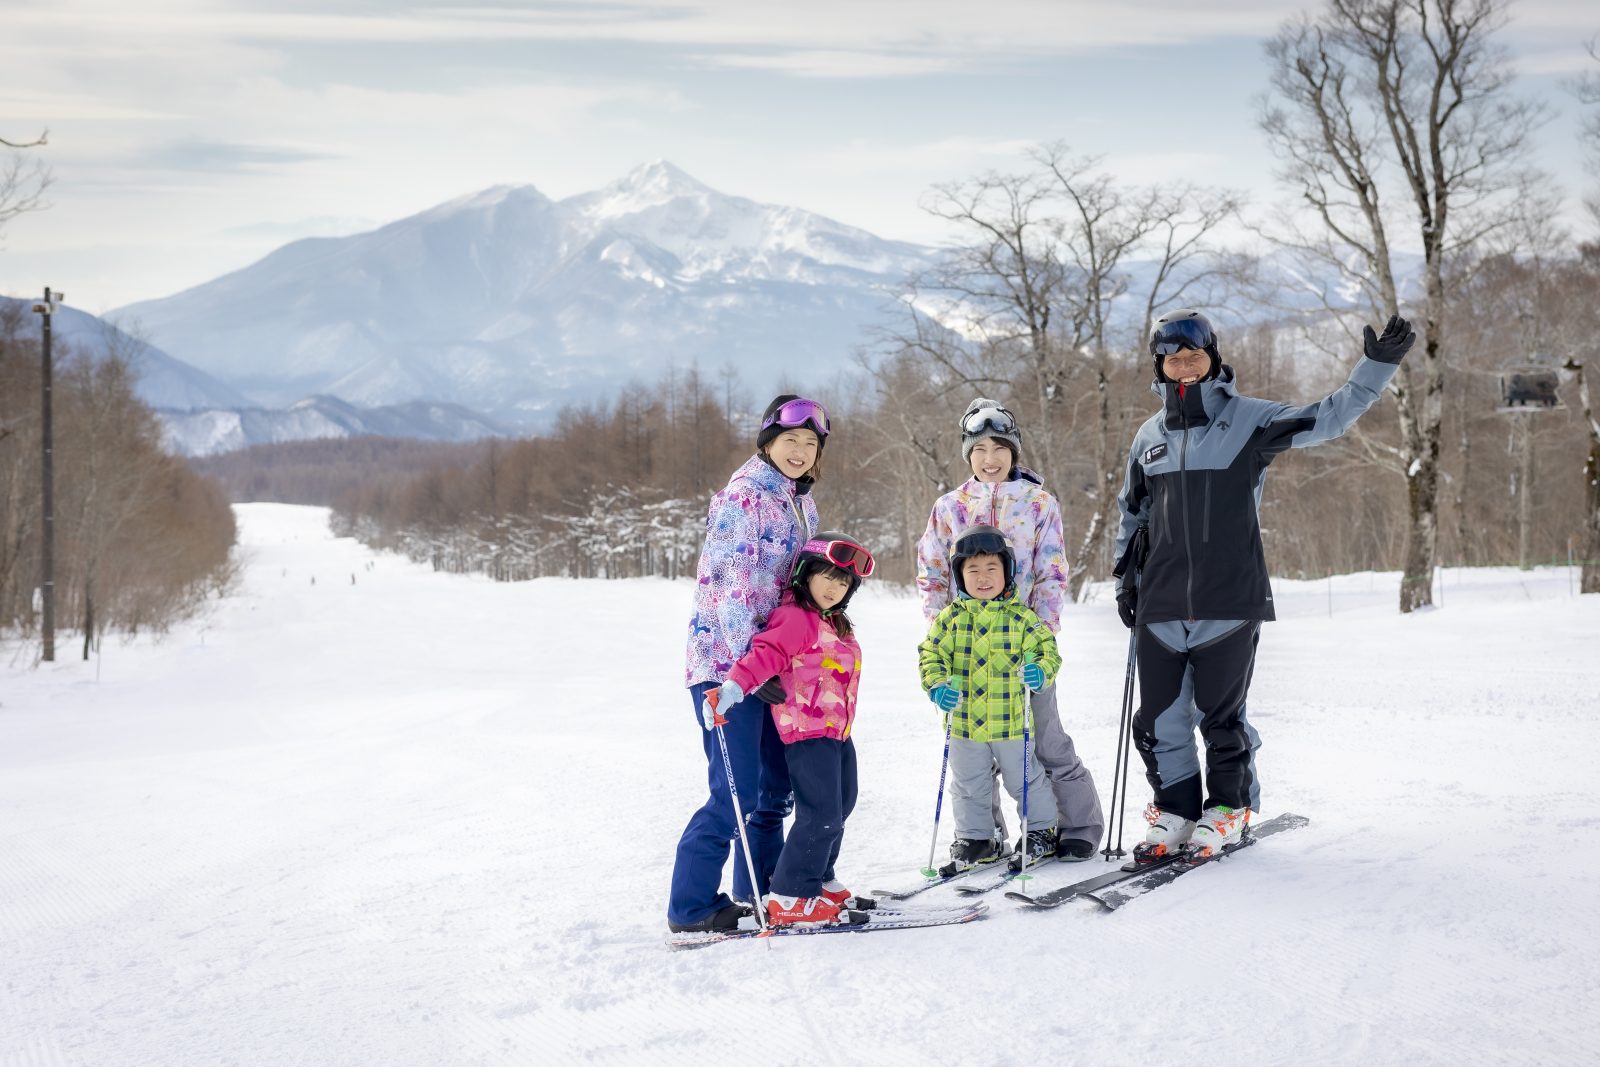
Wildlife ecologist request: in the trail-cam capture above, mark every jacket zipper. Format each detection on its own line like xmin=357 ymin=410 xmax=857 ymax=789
xmin=1179 ymin=397 xmax=1195 ymax=620
xmin=1202 ymin=471 xmax=1212 ymax=543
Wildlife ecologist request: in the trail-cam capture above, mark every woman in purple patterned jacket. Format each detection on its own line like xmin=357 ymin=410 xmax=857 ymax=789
xmin=666 ymin=394 xmax=827 ymax=934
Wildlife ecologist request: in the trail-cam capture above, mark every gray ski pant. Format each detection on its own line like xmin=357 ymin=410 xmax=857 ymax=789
xmin=951 ymin=736 xmax=1057 ymax=841
xmin=986 ymin=684 xmax=1104 ymax=845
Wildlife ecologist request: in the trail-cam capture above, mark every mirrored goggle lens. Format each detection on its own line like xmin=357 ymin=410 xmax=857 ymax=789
xmin=1151 ymin=317 xmax=1212 ymax=355
xmin=765 ymin=398 xmax=830 ymax=436
xmin=823 ymin=541 xmax=875 ymax=577
xmin=961 ymin=407 xmax=1016 ymax=435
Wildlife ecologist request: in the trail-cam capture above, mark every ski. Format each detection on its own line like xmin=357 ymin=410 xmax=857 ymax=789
xmin=1084 ymin=812 xmax=1311 ymax=912
xmin=666 ymin=901 xmax=988 ymax=949
xmin=954 ymin=854 xmax=1057 ymax=895
xmin=1003 ymin=851 xmax=1182 ymax=909
xmin=870 ymin=858 xmax=1006 ymax=901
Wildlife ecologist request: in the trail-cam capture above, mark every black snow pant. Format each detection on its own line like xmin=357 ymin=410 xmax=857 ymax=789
xmin=769 ymin=737 xmax=858 ymax=899
xmin=1133 ymin=620 xmax=1262 ymax=820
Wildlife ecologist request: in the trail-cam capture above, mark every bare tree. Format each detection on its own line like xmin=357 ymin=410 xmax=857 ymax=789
xmin=0 ymin=129 xmax=50 ymax=240
xmin=1260 ymin=0 xmax=1548 ymax=612
xmin=868 ymin=147 xmax=1248 ymax=595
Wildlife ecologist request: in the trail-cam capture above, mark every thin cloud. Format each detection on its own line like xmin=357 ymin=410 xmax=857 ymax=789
xmin=137 ymin=140 xmax=337 ymax=174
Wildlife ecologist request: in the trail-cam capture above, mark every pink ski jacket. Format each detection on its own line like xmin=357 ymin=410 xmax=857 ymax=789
xmin=726 ymin=600 xmax=862 ymax=744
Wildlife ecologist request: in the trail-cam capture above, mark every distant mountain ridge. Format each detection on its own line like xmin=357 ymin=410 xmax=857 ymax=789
xmin=115 ymin=162 xmax=939 ymax=431
xmin=0 ymin=295 xmax=246 ymax=410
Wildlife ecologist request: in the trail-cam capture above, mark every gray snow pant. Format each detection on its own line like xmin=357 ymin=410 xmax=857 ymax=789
xmin=951 ymin=736 xmax=1057 ymax=841
xmin=986 ymin=684 xmax=1104 ymax=845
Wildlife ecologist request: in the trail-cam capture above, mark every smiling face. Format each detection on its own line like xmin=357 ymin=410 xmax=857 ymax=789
xmin=960 ymin=553 xmax=1007 ymax=601
xmin=1162 ymin=347 xmax=1212 ymax=386
xmin=807 ymin=568 xmax=851 ymax=610
xmin=764 ymin=428 xmax=820 ymax=479
xmin=968 ymin=438 xmax=1014 ymax=483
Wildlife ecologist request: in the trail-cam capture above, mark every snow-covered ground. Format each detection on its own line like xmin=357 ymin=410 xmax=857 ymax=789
xmin=3 ymin=504 xmax=1595 ymax=1066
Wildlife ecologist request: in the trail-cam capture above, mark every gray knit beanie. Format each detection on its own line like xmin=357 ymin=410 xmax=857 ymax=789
xmin=959 ymin=397 xmax=1023 ymax=464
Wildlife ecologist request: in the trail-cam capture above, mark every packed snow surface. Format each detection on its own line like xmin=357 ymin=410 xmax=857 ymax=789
xmin=3 ymin=505 xmax=1595 ymax=1066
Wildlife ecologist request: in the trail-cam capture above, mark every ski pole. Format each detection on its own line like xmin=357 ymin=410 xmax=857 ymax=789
xmin=1016 ymin=655 xmax=1035 ymax=885
xmin=1102 ymin=627 xmax=1138 ymax=860
xmin=707 ymin=687 xmax=767 ymax=931
xmin=921 ymin=705 xmax=955 ymax=879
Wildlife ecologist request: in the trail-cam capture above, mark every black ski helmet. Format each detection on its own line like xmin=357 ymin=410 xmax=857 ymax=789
xmin=789 ymin=530 xmax=872 ymax=612
xmin=1149 ymin=308 xmax=1221 ymax=383
xmin=950 ymin=524 xmax=1015 ymax=598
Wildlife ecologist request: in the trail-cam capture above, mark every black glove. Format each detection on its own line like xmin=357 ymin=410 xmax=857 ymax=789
xmin=1363 ymin=314 xmax=1415 ymax=365
xmin=1115 ymin=584 xmax=1137 ymax=629
xmin=753 ymin=677 xmax=787 ymax=705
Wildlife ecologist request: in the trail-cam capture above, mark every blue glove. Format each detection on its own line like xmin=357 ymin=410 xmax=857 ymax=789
xmin=1020 ymin=662 xmax=1046 ymax=692
xmin=928 ymin=683 xmax=960 ymax=712
xmin=702 ymin=680 xmax=746 ymax=731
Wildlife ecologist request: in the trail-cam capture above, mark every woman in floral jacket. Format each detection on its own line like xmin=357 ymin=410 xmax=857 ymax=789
xmin=667 ymin=395 xmax=826 ymax=934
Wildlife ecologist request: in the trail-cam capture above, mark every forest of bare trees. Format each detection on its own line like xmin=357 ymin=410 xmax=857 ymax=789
xmin=0 ymin=304 xmax=237 ymax=657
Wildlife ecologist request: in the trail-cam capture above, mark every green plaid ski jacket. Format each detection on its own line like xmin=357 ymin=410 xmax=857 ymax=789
xmin=918 ymin=594 xmax=1061 ymax=742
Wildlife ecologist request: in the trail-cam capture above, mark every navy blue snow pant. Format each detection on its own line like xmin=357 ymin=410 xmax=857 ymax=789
xmin=1133 ymin=620 xmax=1263 ymax=820
xmin=769 ymin=737 xmax=858 ymax=899
xmin=667 ymin=683 xmax=793 ymax=927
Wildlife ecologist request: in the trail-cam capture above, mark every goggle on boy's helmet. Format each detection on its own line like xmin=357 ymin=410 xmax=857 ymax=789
xmin=1148 ymin=308 xmax=1221 ymax=384
xmin=789 ymin=531 xmax=875 ymax=611
xmin=950 ymin=524 xmax=1015 ymax=598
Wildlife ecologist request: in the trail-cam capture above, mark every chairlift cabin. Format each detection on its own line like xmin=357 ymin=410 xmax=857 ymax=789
xmin=1497 ymin=357 xmax=1563 ymax=413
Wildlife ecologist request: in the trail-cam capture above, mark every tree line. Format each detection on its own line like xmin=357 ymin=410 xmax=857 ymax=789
xmin=0 ymin=303 xmax=237 ymax=657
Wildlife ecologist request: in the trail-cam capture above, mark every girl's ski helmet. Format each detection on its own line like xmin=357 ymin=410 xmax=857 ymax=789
xmin=789 ymin=531 xmax=874 ymax=611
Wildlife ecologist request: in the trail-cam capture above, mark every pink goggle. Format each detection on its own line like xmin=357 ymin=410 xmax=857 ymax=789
xmin=803 ymin=537 xmax=875 ymax=578
xmin=762 ymin=397 xmax=830 ymax=437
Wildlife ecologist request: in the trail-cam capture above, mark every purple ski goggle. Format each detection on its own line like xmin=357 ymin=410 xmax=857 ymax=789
xmin=803 ymin=537 xmax=875 ymax=578
xmin=761 ymin=397 xmax=830 ymax=438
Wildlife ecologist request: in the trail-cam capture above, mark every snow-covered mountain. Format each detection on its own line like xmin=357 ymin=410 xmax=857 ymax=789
xmin=159 ymin=396 xmax=507 ymax=457
xmin=116 ymin=163 xmax=938 ymax=430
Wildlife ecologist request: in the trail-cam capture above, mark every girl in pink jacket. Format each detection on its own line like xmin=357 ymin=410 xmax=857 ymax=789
xmin=710 ymin=533 xmax=875 ymax=927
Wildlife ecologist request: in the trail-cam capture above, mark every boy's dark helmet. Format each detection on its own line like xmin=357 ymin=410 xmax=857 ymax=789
xmin=790 ymin=530 xmax=867 ymax=611
xmin=950 ymin=524 xmax=1015 ymax=597
xmin=1149 ymin=308 xmax=1221 ymax=383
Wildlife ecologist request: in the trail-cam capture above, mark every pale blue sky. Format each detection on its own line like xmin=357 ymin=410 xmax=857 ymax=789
xmin=1 ymin=0 xmax=1595 ymax=311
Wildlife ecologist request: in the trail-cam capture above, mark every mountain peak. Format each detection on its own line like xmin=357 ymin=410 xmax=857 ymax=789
xmin=619 ymin=160 xmax=712 ymax=196
xmin=576 ymin=160 xmax=721 ymax=220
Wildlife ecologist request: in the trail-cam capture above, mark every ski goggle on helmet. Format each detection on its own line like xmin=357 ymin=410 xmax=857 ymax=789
xmin=796 ymin=536 xmax=875 ymax=579
xmin=761 ymin=397 xmax=830 ymax=438
xmin=1149 ymin=311 xmax=1216 ymax=356
xmin=960 ymin=404 xmax=1018 ymax=438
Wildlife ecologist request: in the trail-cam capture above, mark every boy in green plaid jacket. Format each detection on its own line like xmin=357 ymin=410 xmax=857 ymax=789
xmin=918 ymin=525 xmax=1062 ymax=869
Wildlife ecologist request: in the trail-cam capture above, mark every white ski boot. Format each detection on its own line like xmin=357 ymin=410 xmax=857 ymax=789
xmin=1132 ymin=803 xmax=1195 ymax=864
xmin=1188 ymin=806 xmax=1250 ymax=859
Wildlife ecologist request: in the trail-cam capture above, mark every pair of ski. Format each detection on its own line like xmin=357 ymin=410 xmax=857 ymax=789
xmin=666 ymin=899 xmax=988 ymax=949
xmin=870 ymin=853 xmax=1062 ymax=902
xmin=1005 ymin=812 xmax=1311 ymax=911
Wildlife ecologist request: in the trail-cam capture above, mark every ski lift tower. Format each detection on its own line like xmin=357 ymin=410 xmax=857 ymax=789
xmin=1497 ymin=350 xmax=1563 ymax=570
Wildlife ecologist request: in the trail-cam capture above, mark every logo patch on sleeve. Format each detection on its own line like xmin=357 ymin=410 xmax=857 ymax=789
xmin=1141 ymin=443 xmax=1168 ymax=465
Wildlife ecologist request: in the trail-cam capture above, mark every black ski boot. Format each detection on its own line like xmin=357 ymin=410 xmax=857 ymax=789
xmin=1009 ymin=827 xmax=1057 ymax=870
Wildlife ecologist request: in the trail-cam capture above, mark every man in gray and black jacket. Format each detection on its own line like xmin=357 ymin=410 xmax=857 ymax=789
xmin=1112 ymin=308 xmax=1414 ymax=860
